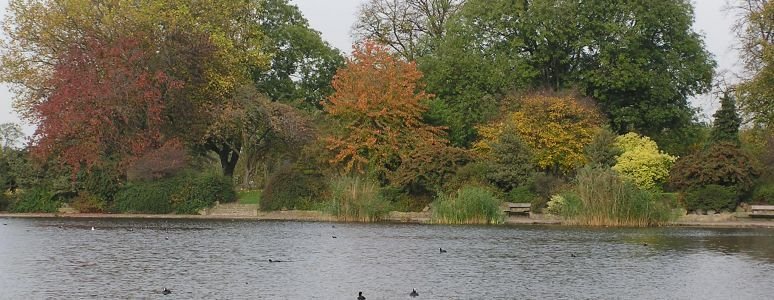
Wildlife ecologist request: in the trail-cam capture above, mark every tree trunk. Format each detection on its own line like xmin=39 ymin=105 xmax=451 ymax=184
xmin=218 ymin=147 xmax=239 ymax=177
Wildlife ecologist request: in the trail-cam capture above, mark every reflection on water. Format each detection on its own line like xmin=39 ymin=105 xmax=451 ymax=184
xmin=1 ymin=218 xmax=773 ymax=299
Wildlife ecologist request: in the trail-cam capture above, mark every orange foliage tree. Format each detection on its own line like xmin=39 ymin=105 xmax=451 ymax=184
xmin=322 ymin=41 xmax=446 ymax=176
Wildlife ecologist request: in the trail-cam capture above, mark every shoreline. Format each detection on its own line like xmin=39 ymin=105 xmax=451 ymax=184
xmin=1 ymin=211 xmax=773 ymax=229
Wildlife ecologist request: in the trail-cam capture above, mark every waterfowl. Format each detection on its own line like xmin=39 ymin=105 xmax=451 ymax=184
xmin=162 ymin=288 xmax=172 ymax=295
xmin=357 ymin=291 xmax=366 ymax=300
xmin=570 ymin=253 xmax=576 ymax=258
xmin=91 ymin=226 xmax=95 ymax=231
xmin=268 ymin=259 xmax=285 ymax=263
xmin=439 ymin=248 xmax=447 ymax=253
xmin=332 ymin=236 xmax=337 ymax=238
xmin=410 ymin=289 xmax=419 ymax=297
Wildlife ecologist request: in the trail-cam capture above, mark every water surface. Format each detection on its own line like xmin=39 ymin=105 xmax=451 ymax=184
xmin=1 ymin=218 xmax=773 ymax=299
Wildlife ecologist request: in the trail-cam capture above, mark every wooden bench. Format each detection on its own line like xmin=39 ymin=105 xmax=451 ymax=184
xmin=503 ymin=202 xmax=531 ymax=216
xmin=750 ymin=205 xmax=774 ymax=217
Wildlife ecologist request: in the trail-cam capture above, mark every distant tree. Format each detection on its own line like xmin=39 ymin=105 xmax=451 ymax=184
xmin=322 ymin=41 xmax=446 ymax=176
xmin=732 ymin=0 xmax=774 ymax=126
xmin=711 ymin=92 xmax=742 ymax=143
xmin=353 ymin=0 xmax=465 ymax=60
xmin=421 ymin=0 xmax=715 ymax=141
xmin=255 ymin=0 xmax=344 ymax=108
xmin=0 ymin=123 xmax=24 ymax=150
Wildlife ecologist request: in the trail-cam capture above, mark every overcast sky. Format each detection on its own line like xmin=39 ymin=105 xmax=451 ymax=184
xmin=0 ymin=0 xmax=742 ymax=137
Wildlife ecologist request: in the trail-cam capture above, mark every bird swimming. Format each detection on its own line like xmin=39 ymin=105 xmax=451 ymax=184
xmin=439 ymin=248 xmax=447 ymax=253
xmin=410 ymin=288 xmax=419 ymax=297
xmin=162 ymin=288 xmax=172 ymax=295
xmin=268 ymin=259 xmax=287 ymax=263
xmin=571 ymin=253 xmax=577 ymax=258
xmin=91 ymin=226 xmax=95 ymax=231
xmin=357 ymin=291 xmax=366 ymax=300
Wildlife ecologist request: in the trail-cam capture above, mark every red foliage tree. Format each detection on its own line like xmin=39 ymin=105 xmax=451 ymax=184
xmin=30 ymin=35 xmax=182 ymax=175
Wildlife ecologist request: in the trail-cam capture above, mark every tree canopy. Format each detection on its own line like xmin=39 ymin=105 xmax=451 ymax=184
xmin=419 ymin=0 xmax=715 ymax=145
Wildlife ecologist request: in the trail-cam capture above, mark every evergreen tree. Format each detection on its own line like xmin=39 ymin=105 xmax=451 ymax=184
xmin=711 ymin=92 xmax=742 ymax=144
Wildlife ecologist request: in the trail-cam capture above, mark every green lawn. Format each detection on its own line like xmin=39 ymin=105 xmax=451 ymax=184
xmin=237 ymin=190 xmax=262 ymax=204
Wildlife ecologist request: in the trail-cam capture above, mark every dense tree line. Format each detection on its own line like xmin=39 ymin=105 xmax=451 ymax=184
xmin=0 ymin=0 xmax=772 ymax=219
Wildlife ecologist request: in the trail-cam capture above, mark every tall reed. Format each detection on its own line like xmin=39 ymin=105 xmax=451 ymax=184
xmin=432 ymin=185 xmax=505 ymax=225
xmin=326 ymin=176 xmax=390 ymax=222
xmin=559 ymin=167 xmax=676 ymax=227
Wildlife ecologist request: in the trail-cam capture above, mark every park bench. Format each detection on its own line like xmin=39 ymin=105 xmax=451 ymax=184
xmin=503 ymin=202 xmax=531 ymax=216
xmin=749 ymin=205 xmax=774 ymax=217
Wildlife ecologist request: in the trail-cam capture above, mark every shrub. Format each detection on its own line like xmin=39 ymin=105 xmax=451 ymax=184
xmin=752 ymin=183 xmax=774 ymax=205
xmin=79 ymin=167 xmax=121 ymax=201
xmin=261 ymin=167 xmax=326 ymax=211
xmin=612 ymin=133 xmax=676 ymax=189
xmin=545 ymin=192 xmax=582 ymax=217
xmin=11 ymin=188 xmax=60 ymax=213
xmin=70 ymin=192 xmax=106 ymax=213
xmin=441 ymin=161 xmax=490 ymax=193
xmin=484 ymin=129 xmax=534 ymax=192
xmin=326 ymin=176 xmax=390 ymax=221
xmin=389 ymin=143 xmax=471 ymax=196
xmin=526 ymin=172 xmax=567 ymax=213
xmin=0 ymin=193 xmax=9 ymax=211
xmin=171 ymin=172 xmax=236 ymax=214
xmin=684 ymin=185 xmax=738 ymax=212
xmin=432 ymin=185 xmax=504 ymax=224
xmin=561 ymin=167 xmax=676 ymax=226
xmin=669 ymin=142 xmax=760 ymax=194
xmin=584 ymin=126 xmax=621 ymax=167
xmin=113 ymin=180 xmax=175 ymax=214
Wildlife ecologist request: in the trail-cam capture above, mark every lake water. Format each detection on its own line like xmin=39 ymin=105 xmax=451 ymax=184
xmin=1 ymin=218 xmax=773 ymax=299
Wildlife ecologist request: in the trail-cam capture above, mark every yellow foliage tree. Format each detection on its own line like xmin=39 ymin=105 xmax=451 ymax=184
xmin=612 ymin=133 xmax=677 ymax=189
xmin=474 ymin=93 xmax=604 ymax=174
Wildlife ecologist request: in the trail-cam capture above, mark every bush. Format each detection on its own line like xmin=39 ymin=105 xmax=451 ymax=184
xmin=441 ymin=161 xmax=490 ymax=193
xmin=545 ymin=192 xmax=582 ymax=217
xmin=669 ymin=142 xmax=760 ymax=194
xmin=171 ymin=172 xmax=236 ymax=214
xmin=584 ymin=126 xmax=622 ymax=167
xmin=326 ymin=176 xmax=390 ymax=221
xmin=484 ymin=129 xmax=535 ymax=192
xmin=70 ymin=192 xmax=106 ymax=213
xmin=560 ymin=167 xmax=676 ymax=226
xmin=612 ymin=133 xmax=676 ymax=189
xmin=11 ymin=188 xmax=60 ymax=213
xmin=261 ymin=167 xmax=326 ymax=211
xmin=527 ymin=172 xmax=567 ymax=213
xmin=113 ymin=179 xmax=176 ymax=214
xmin=79 ymin=167 xmax=121 ymax=201
xmin=684 ymin=185 xmax=738 ymax=211
xmin=432 ymin=185 xmax=504 ymax=224
xmin=389 ymin=143 xmax=471 ymax=196
xmin=752 ymin=183 xmax=774 ymax=204
xmin=0 ymin=193 xmax=9 ymax=211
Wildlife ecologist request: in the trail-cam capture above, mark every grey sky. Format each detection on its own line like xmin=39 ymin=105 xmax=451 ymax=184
xmin=0 ymin=0 xmax=742 ymax=137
